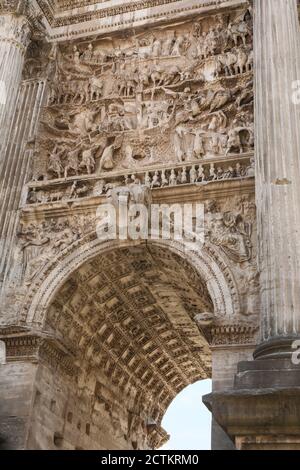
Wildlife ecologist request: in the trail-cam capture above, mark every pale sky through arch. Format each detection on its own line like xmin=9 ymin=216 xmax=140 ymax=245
xmin=160 ymin=380 xmax=212 ymax=451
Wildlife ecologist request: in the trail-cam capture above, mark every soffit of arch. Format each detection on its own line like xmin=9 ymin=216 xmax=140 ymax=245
xmin=42 ymin=246 xmax=213 ymax=421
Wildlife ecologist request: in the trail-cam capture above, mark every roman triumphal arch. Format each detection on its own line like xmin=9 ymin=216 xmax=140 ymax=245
xmin=1 ymin=0 xmax=300 ymax=451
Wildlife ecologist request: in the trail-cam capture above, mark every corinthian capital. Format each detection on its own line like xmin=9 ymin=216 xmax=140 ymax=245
xmin=0 ymin=13 xmax=31 ymax=48
xmin=0 ymin=1 xmax=47 ymax=46
xmin=0 ymin=0 xmax=29 ymax=15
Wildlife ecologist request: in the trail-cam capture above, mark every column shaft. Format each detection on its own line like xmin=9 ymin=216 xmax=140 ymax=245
xmin=0 ymin=79 xmax=46 ymax=291
xmin=0 ymin=11 xmax=34 ymax=292
xmin=0 ymin=13 xmax=30 ymax=157
xmin=255 ymin=0 xmax=300 ymax=345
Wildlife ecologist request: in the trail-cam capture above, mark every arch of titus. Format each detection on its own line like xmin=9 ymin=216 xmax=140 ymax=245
xmin=0 ymin=0 xmax=299 ymax=451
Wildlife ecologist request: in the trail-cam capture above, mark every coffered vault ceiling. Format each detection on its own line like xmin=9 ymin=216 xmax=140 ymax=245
xmin=46 ymin=246 xmax=213 ymax=422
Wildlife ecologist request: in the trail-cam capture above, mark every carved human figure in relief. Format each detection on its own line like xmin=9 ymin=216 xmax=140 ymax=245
xmin=234 ymin=47 xmax=248 ymax=75
xmin=83 ymin=43 xmax=94 ymax=62
xmin=209 ymin=163 xmax=217 ymax=181
xmin=169 ymin=169 xmax=177 ymax=186
xmin=209 ymin=211 xmax=252 ymax=263
xmin=236 ymin=79 xmax=254 ymax=109
xmin=190 ymin=165 xmax=197 ymax=184
xmin=246 ymin=49 xmax=253 ymax=72
xmin=174 ymin=126 xmax=186 ymax=162
xmin=162 ymin=33 xmax=175 ymax=56
xmin=93 ymin=179 xmax=106 ymax=196
xmin=64 ymin=143 xmax=81 ymax=178
xmin=217 ymin=51 xmax=237 ymax=77
xmin=210 ymin=134 xmax=223 ymax=155
xmin=51 ymin=226 xmax=79 ymax=254
xmin=209 ymin=89 xmax=234 ymax=113
xmin=151 ymin=171 xmax=160 ymax=189
xmin=171 ymin=32 xmax=185 ymax=56
xmin=216 ymin=167 xmax=224 ymax=179
xmin=197 ymin=165 xmax=205 ymax=182
xmin=196 ymin=32 xmax=209 ymax=59
xmin=181 ymin=167 xmax=188 ymax=184
xmin=73 ymin=45 xmax=80 ymax=64
xmin=80 ymin=148 xmax=95 ymax=175
xmin=161 ymin=170 xmax=168 ymax=187
xmin=89 ymin=76 xmax=103 ymax=101
xmin=48 ymin=145 xmax=65 ymax=179
xmin=98 ymin=136 xmax=123 ymax=174
xmin=151 ymin=36 xmax=162 ymax=57
xmin=193 ymin=129 xmax=205 ymax=159
xmin=205 ymin=27 xmax=217 ymax=56
xmin=99 ymin=144 xmax=115 ymax=173
xmin=18 ymin=225 xmax=50 ymax=283
xmin=223 ymin=166 xmax=235 ymax=179
xmin=225 ymin=126 xmax=244 ymax=155
xmin=144 ymin=172 xmax=151 ymax=188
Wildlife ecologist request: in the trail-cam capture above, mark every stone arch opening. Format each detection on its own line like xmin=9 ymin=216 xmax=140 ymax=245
xmin=41 ymin=244 xmax=213 ymax=449
xmin=24 ymin=239 xmax=241 ymax=450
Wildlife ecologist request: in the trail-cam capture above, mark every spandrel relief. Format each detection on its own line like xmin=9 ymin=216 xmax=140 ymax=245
xmin=30 ymin=8 xmax=253 ymax=184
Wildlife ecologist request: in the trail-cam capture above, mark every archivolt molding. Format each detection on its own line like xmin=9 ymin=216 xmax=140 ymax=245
xmin=22 ymin=232 xmax=241 ymax=327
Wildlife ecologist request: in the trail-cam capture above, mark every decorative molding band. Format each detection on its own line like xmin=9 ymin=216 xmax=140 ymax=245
xmin=36 ymin=0 xmax=249 ymax=41
xmin=209 ymin=324 xmax=258 ymax=346
xmin=39 ymin=339 xmax=79 ymax=377
xmin=0 ymin=332 xmax=79 ymax=377
xmin=4 ymin=335 xmax=40 ymax=360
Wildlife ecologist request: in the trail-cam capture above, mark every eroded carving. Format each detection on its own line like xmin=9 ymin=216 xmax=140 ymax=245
xmin=29 ymin=8 xmax=253 ymax=187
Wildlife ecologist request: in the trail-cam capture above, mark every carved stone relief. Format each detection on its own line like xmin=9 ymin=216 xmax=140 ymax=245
xmin=29 ymin=8 xmax=253 ymax=189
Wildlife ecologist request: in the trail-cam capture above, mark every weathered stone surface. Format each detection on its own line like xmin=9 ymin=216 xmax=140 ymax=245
xmin=1 ymin=0 xmax=297 ymax=451
xmin=0 ymin=361 xmax=37 ymax=449
xmin=204 ymin=0 xmax=300 ymax=451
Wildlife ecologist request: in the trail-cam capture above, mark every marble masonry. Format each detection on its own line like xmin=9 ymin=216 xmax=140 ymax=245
xmin=0 ymin=0 xmax=299 ymax=451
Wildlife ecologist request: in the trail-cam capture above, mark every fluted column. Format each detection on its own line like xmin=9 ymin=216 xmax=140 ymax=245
xmin=254 ymin=0 xmax=300 ymax=357
xmin=0 ymin=79 xmax=47 ymax=292
xmin=0 ymin=8 xmax=31 ymax=158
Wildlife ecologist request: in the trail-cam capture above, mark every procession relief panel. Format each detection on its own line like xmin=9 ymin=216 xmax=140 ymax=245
xmin=26 ymin=6 xmax=254 ymax=203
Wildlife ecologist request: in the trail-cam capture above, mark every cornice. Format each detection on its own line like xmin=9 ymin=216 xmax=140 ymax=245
xmin=55 ymin=0 xmax=110 ymax=13
xmin=0 ymin=331 xmax=79 ymax=376
xmin=210 ymin=324 xmax=259 ymax=346
xmin=35 ymin=0 xmax=249 ymax=42
xmin=41 ymin=0 xmax=222 ymax=26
